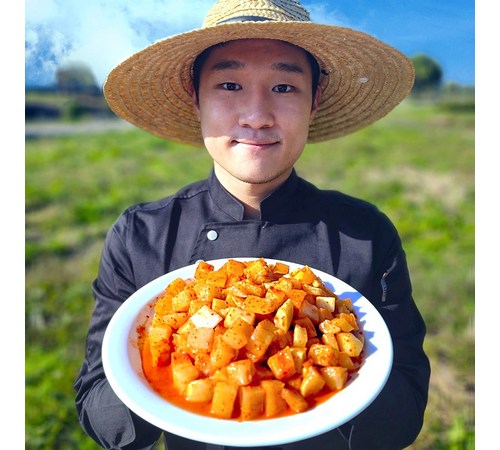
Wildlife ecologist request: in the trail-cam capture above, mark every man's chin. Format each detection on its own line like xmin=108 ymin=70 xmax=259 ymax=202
xmin=235 ymin=169 xmax=292 ymax=186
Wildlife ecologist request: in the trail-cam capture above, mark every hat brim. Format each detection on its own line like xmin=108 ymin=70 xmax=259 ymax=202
xmin=103 ymin=21 xmax=414 ymax=146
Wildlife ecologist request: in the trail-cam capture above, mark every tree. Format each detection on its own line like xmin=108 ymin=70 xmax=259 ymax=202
xmin=56 ymin=62 xmax=99 ymax=95
xmin=411 ymin=54 xmax=443 ymax=93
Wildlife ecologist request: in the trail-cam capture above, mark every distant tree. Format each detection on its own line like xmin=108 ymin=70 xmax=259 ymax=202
xmin=56 ymin=62 xmax=99 ymax=95
xmin=411 ymin=54 xmax=443 ymax=93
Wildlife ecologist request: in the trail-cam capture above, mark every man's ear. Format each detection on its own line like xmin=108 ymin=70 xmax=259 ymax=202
xmin=192 ymin=86 xmax=201 ymax=120
xmin=310 ymin=85 xmax=322 ymax=123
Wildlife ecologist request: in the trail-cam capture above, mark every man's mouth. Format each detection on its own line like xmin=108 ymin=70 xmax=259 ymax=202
xmin=232 ymin=137 xmax=280 ymax=148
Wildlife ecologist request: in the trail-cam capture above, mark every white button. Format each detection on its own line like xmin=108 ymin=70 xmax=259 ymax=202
xmin=207 ymin=230 xmax=218 ymax=241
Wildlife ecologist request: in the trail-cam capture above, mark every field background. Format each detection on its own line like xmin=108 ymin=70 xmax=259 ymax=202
xmin=25 ymin=96 xmax=474 ymax=449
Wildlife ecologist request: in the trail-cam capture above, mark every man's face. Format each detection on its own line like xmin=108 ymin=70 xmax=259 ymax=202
xmin=193 ymin=39 xmax=321 ymax=186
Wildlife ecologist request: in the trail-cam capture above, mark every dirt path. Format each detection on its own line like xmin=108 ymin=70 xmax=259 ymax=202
xmin=25 ymin=119 xmax=134 ymax=138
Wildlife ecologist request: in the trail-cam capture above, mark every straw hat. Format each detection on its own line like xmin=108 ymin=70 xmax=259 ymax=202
xmin=103 ymin=0 xmax=414 ymax=146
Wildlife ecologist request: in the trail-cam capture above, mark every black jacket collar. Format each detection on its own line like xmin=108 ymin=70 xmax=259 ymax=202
xmin=207 ymin=169 xmax=301 ymax=222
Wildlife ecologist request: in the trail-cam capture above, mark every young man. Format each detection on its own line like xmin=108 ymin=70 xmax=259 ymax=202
xmin=74 ymin=1 xmax=430 ymax=449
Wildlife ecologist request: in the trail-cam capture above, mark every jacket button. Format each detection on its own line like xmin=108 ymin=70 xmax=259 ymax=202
xmin=207 ymin=230 xmax=218 ymax=241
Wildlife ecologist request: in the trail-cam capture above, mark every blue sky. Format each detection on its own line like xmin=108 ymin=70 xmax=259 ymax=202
xmin=25 ymin=0 xmax=475 ymax=87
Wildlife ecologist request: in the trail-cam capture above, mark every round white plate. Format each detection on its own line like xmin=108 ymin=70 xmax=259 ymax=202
xmin=102 ymin=258 xmax=393 ymax=447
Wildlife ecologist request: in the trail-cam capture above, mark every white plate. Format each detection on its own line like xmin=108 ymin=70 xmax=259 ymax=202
xmin=102 ymin=258 xmax=393 ymax=447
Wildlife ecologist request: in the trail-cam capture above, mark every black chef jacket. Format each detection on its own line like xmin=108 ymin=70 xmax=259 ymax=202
xmin=74 ymin=169 xmax=430 ymax=450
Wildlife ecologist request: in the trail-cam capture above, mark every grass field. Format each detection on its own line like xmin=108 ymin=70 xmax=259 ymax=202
xmin=25 ymin=97 xmax=474 ymax=449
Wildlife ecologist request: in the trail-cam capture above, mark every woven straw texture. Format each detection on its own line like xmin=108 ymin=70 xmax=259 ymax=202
xmin=103 ymin=0 xmax=414 ymax=146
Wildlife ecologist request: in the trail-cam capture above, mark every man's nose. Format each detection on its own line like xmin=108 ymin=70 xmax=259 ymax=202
xmin=238 ymin=89 xmax=275 ymax=129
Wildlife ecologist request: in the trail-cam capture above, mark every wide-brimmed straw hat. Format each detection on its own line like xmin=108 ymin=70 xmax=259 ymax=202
xmin=103 ymin=0 xmax=414 ymax=146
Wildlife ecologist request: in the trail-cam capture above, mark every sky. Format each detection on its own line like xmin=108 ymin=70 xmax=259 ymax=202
xmin=24 ymin=0 xmax=475 ymax=88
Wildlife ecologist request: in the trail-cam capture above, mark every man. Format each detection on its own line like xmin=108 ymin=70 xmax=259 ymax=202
xmin=74 ymin=1 xmax=430 ymax=449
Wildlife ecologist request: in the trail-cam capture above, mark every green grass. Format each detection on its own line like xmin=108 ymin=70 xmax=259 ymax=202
xmin=25 ymin=98 xmax=474 ymax=449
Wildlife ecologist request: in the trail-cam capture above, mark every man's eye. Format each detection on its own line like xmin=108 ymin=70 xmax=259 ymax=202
xmin=220 ymin=82 xmax=241 ymax=91
xmin=273 ymin=84 xmax=293 ymax=93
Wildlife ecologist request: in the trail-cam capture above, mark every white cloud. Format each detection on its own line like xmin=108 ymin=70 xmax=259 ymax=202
xmin=25 ymin=0 xmax=59 ymax=22
xmin=305 ymin=1 xmax=352 ymax=27
xmin=25 ymin=0 xmax=213 ymax=86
